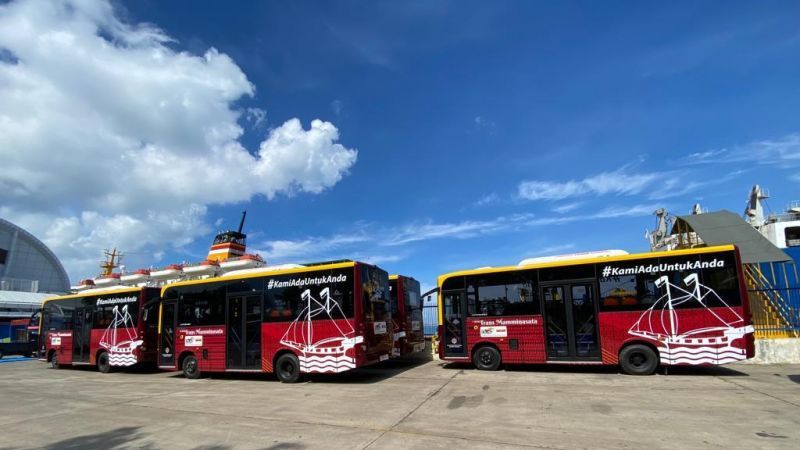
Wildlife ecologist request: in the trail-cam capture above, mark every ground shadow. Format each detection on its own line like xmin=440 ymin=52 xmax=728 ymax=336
xmin=165 ymin=351 xmax=433 ymax=384
xmin=308 ymin=352 xmax=432 ymax=384
xmin=785 ymin=374 xmax=800 ymax=384
xmin=440 ymin=361 xmax=749 ymax=377
xmin=50 ymin=362 xmax=162 ymax=375
xmin=2 ymin=425 xmax=291 ymax=450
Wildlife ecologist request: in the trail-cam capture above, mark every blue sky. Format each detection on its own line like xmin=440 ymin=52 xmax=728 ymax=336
xmin=1 ymin=0 xmax=799 ymax=291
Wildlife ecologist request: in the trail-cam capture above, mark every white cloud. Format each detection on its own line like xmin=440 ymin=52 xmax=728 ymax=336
xmin=552 ymin=202 xmax=583 ymax=214
xmin=473 ymin=115 xmax=496 ymax=132
xmin=254 ymin=233 xmax=371 ymax=261
xmin=385 ymin=214 xmax=535 ymax=246
xmin=252 ymin=205 xmax=657 ymax=267
xmin=0 ymin=0 xmax=357 ymax=281
xmin=523 ymin=243 xmax=576 ymax=258
xmin=518 ymin=168 xmax=665 ymax=201
xmin=245 ymin=107 xmax=267 ymax=127
xmin=331 ymin=100 xmax=344 ymax=115
xmin=681 ymin=134 xmax=800 ymax=168
xmin=474 ymin=193 xmax=500 ymax=206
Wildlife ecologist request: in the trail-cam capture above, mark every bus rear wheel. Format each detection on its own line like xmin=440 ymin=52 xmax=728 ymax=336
xmin=619 ymin=344 xmax=658 ymax=375
xmin=275 ymin=353 xmax=301 ymax=383
xmin=182 ymin=355 xmax=201 ymax=379
xmin=473 ymin=346 xmax=501 ymax=371
xmin=97 ymin=352 xmax=112 ymax=374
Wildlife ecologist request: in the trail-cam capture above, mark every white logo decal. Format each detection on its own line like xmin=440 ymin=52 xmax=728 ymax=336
xmin=480 ymin=326 xmax=508 ymax=338
xmin=185 ymin=336 xmax=203 ymax=347
xmin=280 ymin=288 xmax=364 ymax=374
xmin=629 ymin=273 xmax=753 ymax=365
xmin=602 ymin=259 xmax=724 ymax=278
xmin=98 ymin=304 xmax=142 ymax=366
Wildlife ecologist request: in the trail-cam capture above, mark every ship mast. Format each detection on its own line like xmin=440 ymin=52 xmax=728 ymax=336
xmin=100 ymin=248 xmax=122 ymax=277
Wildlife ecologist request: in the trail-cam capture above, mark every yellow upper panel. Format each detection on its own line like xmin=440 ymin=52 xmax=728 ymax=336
xmin=437 ymin=244 xmax=736 ymax=286
xmin=161 ymin=261 xmax=357 ymax=296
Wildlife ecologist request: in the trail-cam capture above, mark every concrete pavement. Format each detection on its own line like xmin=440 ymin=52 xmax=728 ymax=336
xmin=0 ymin=353 xmax=798 ymax=449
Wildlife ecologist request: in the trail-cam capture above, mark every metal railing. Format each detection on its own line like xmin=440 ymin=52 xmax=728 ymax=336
xmin=745 ymin=263 xmax=800 ymax=339
xmin=748 ymin=287 xmax=800 ymax=339
xmin=422 ymin=303 xmax=438 ymax=337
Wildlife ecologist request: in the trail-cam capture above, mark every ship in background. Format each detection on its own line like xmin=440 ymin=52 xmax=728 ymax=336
xmin=647 ymin=184 xmax=800 ymax=260
xmin=743 ymin=185 xmax=800 ymax=254
xmin=70 ymin=211 xmax=271 ymax=291
xmin=646 ymin=184 xmax=800 ymax=339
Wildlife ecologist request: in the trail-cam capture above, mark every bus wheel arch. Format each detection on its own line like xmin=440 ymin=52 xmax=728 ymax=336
xmin=96 ymin=350 xmax=112 ymax=374
xmin=179 ymin=352 xmax=201 ymax=379
xmin=619 ymin=342 xmax=659 ymax=375
xmin=472 ymin=343 xmax=502 ymax=371
xmin=273 ymin=350 xmax=301 ymax=383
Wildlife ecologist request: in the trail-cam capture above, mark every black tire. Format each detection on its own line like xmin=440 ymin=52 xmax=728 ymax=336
xmin=182 ymin=355 xmax=201 ymax=379
xmin=472 ymin=346 xmax=502 ymax=371
xmin=97 ymin=352 xmax=112 ymax=374
xmin=0 ymin=350 xmax=4 ymax=359
xmin=619 ymin=344 xmax=659 ymax=375
xmin=49 ymin=353 xmax=59 ymax=369
xmin=275 ymin=353 xmax=301 ymax=383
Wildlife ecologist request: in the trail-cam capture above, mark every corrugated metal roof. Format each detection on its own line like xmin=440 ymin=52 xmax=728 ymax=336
xmin=672 ymin=210 xmax=791 ymax=264
xmin=0 ymin=290 xmax=50 ymax=305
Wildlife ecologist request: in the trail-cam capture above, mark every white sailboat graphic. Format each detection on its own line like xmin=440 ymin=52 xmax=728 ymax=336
xmin=628 ymin=274 xmax=754 ymax=365
xmin=99 ymin=305 xmax=143 ymax=366
xmin=280 ymin=287 xmax=364 ymax=373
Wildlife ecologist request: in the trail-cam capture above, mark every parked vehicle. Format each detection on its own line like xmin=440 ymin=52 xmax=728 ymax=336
xmin=437 ymin=245 xmax=755 ymax=375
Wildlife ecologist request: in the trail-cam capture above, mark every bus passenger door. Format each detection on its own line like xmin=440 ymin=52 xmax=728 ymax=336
xmin=442 ymin=290 xmax=467 ymax=358
xmin=541 ymin=282 xmax=600 ymax=361
xmin=227 ymin=295 xmax=262 ymax=370
xmin=72 ymin=306 xmax=91 ymax=363
xmin=159 ymin=300 xmax=177 ymax=368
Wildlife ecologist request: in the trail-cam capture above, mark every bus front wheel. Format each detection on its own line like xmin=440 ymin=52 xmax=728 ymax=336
xmin=472 ymin=346 xmax=501 ymax=371
xmin=182 ymin=355 xmax=201 ymax=379
xmin=97 ymin=352 xmax=112 ymax=374
xmin=619 ymin=344 xmax=658 ymax=375
xmin=49 ymin=353 xmax=59 ymax=369
xmin=275 ymin=353 xmax=301 ymax=383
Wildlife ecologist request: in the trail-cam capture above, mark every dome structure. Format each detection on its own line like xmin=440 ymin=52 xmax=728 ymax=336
xmin=0 ymin=218 xmax=70 ymax=294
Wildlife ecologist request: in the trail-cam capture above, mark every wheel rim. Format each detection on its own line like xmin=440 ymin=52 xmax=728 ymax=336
xmin=479 ymin=350 xmax=494 ymax=367
xmin=185 ymin=359 xmax=197 ymax=375
xmin=280 ymin=360 xmax=295 ymax=378
xmin=630 ymin=352 xmax=647 ymax=368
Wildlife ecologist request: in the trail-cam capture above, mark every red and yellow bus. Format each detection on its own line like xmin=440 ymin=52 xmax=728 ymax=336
xmin=389 ymin=275 xmax=425 ymax=357
xmin=437 ymin=245 xmax=755 ymax=375
xmin=157 ymin=260 xmax=393 ymax=382
xmin=40 ymin=287 xmax=160 ymax=372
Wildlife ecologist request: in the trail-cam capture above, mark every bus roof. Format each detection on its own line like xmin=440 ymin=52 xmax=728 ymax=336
xmin=437 ymin=244 xmax=737 ymax=285
xmin=161 ymin=260 xmax=358 ymax=295
xmin=389 ymin=274 xmax=417 ymax=281
xmin=41 ymin=286 xmax=147 ymax=306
